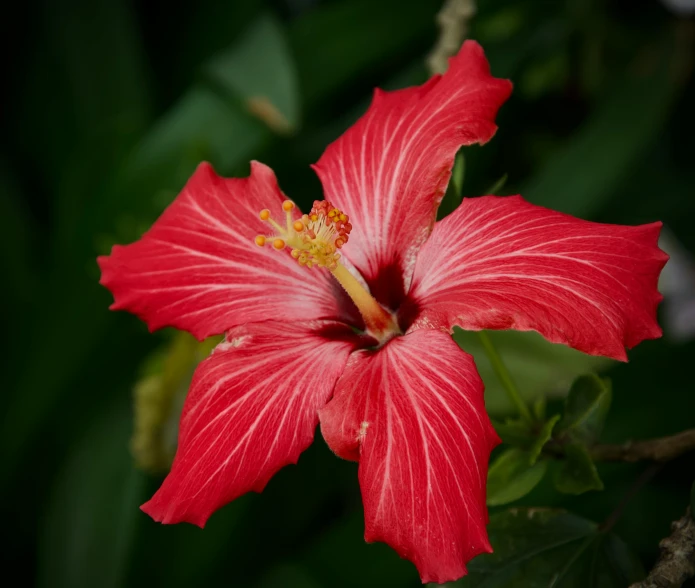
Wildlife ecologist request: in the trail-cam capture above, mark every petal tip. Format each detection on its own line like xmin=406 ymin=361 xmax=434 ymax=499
xmin=614 ymin=348 xmax=629 ymax=363
xmin=195 ymin=159 xmax=214 ymax=172
xmin=140 ymin=497 xmax=209 ymax=528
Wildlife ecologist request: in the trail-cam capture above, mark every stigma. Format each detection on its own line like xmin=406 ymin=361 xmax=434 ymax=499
xmin=254 ymin=200 xmax=352 ymax=270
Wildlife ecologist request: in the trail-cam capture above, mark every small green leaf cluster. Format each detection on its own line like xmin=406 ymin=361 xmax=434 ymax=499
xmin=470 ymin=375 xmax=660 ymax=588
xmin=488 ymin=374 xmax=612 ymax=506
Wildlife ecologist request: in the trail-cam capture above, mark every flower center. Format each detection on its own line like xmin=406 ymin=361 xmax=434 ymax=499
xmin=254 ymin=199 xmax=401 ymax=342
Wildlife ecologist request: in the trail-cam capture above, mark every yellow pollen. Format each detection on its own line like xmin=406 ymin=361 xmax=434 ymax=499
xmin=254 ymin=200 xmax=353 ymax=271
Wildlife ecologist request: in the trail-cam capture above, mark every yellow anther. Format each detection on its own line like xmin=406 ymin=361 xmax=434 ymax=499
xmin=253 ymin=200 xmax=352 ymax=272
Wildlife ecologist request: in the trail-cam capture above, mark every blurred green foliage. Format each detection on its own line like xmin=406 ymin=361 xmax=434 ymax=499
xmin=454 ymin=508 xmax=644 ymax=587
xmin=2 ymin=0 xmax=695 ymax=586
xmin=486 ymin=449 xmax=549 ymax=506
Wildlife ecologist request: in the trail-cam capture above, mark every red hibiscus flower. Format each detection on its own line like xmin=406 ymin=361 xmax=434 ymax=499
xmin=98 ymin=42 xmax=667 ymax=583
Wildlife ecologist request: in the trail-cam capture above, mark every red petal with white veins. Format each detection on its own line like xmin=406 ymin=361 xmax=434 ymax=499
xmin=405 ymin=195 xmax=668 ymax=360
xmin=141 ymin=320 xmax=359 ymax=527
xmin=313 ymin=41 xmax=511 ymax=310
xmin=98 ymin=161 xmax=357 ymax=340
xmin=319 ymin=329 xmax=498 ymax=584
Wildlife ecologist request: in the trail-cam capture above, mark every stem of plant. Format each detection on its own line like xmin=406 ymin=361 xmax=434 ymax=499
xmin=476 ymin=330 xmax=534 ymax=423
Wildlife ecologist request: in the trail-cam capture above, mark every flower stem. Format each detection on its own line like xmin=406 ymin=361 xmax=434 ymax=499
xmin=476 ymin=330 xmax=533 ymax=422
xmin=331 ymin=263 xmax=400 ymax=338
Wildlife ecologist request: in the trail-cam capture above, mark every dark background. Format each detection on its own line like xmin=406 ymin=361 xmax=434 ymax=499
xmin=2 ymin=0 xmax=694 ymax=586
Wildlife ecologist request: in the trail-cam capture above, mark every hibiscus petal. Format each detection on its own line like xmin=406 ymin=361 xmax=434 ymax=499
xmin=405 ymin=195 xmax=668 ymax=360
xmin=319 ymin=329 xmax=499 ymax=583
xmin=98 ymin=161 xmax=355 ymax=340
xmin=312 ymin=41 xmax=511 ymax=310
xmin=141 ymin=320 xmax=359 ymax=527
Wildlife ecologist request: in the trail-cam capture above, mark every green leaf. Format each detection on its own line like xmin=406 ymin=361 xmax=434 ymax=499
xmin=448 ymin=508 xmax=644 ymax=587
xmin=37 ymin=403 xmax=146 ymax=588
xmin=528 ymin=415 xmax=561 ymax=465
xmin=205 ymin=14 xmax=300 ymax=133
xmin=454 ymin=329 xmax=611 ymax=415
xmin=533 ymin=396 xmax=547 ymax=421
xmin=487 ymin=449 xmax=548 ymax=506
xmin=492 ymin=418 xmax=536 ymax=448
xmin=556 ymin=374 xmax=612 ymax=446
xmin=554 ymin=443 xmax=604 ymax=495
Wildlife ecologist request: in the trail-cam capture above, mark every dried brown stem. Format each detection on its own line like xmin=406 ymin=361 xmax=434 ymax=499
xmin=591 ymin=429 xmax=695 ymax=463
xmin=629 ymin=508 xmax=695 ymax=588
xmin=427 ymin=0 xmax=476 ymax=74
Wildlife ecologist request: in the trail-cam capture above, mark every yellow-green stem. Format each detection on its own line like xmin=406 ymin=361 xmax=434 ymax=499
xmin=476 ymin=330 xmax=533 ymax=423
xmin=330 ymin=263 xmax=399 ymax=337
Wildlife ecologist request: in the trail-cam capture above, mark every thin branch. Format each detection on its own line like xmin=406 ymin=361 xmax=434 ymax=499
xmin=591 ymin=429 xmax=695 ymax=463
xmin=629 ymin=508 xmax=695 ymax=588
xmin=427 ymin=0 xmax=476 ymax=74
